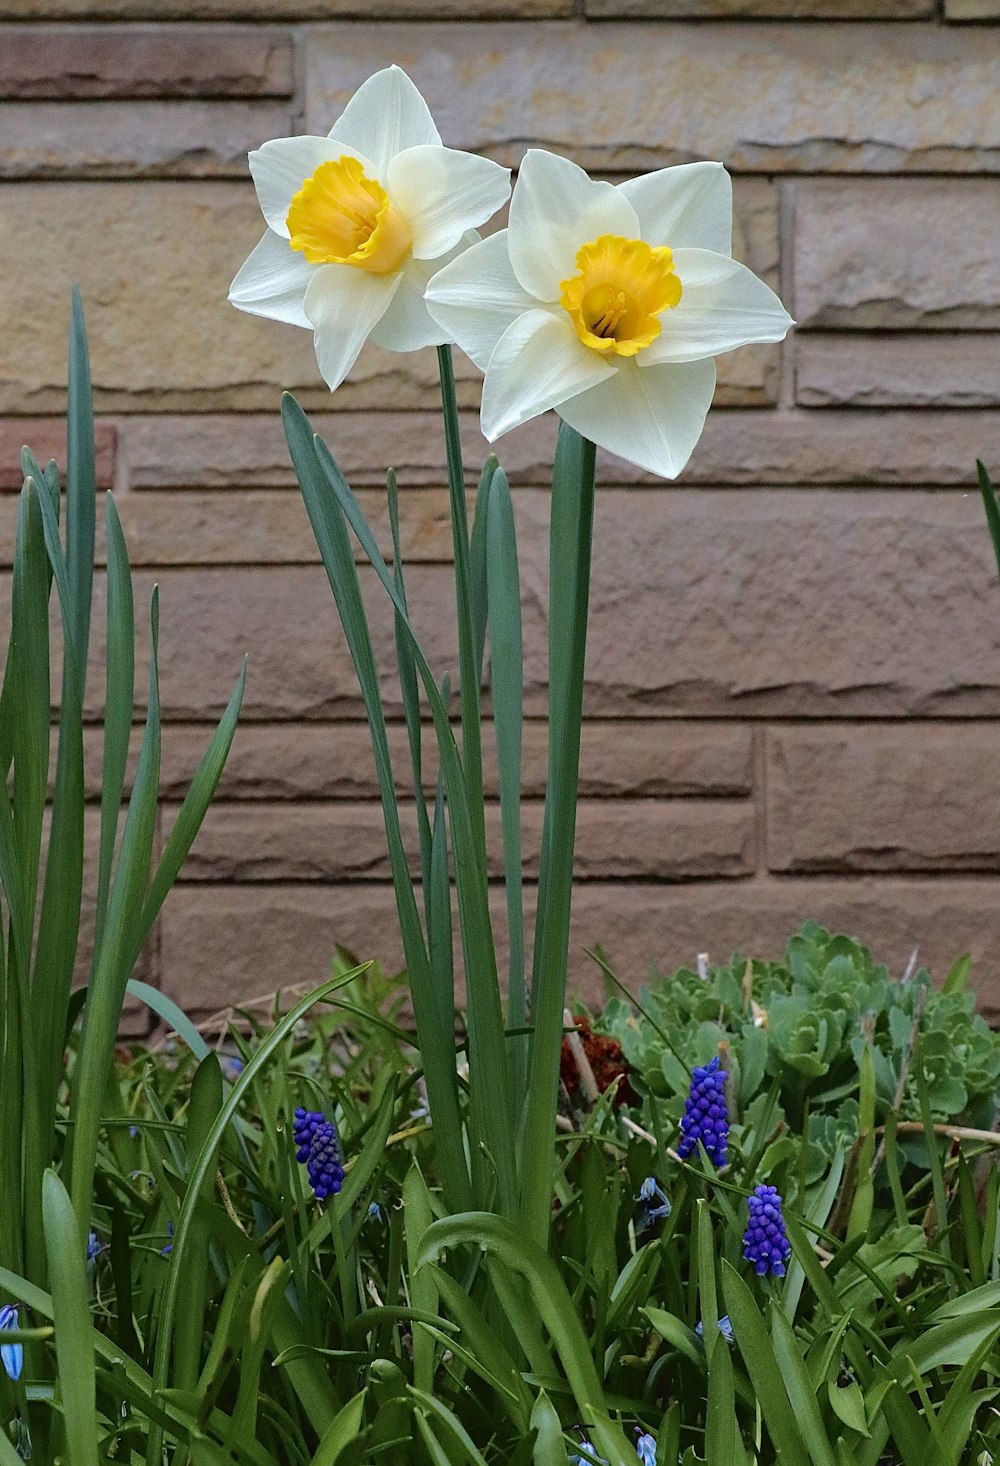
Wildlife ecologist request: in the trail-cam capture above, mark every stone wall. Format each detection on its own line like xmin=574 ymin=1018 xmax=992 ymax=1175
xmin=2 ymin=1 xmax=1000 ymax=1026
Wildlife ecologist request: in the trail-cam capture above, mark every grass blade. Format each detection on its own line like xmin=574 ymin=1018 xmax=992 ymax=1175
xmin=66 ymin=284 xmax=96 ymax=700
xmin=42 ymin=1169 xmax=99 ymax=1466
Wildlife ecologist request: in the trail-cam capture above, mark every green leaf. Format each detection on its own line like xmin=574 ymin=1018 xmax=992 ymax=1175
xmin=95 ymin=493 xmax=135 ymax=955
xmin=125 ymin=979 xmax=211 ymax=1061
xmin=722 ymin=1262 xmax=810 ymax=1466
xmin=530 ymin=1390 xmax=570 ymax=1466
xmin=770 ymin=1305 xmax=838 ymax=1466
xmin=309 ymin=1389 xmax=367 ymax=1466
xmin=66 ymin=284 xmax=96 ymax=698
xmin=42 ymin=1169 xmax=99 ymax=1466
xmin=978 ymin=460 xmax=1000 ymax=586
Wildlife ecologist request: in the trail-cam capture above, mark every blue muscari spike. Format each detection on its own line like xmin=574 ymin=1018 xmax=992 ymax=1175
xmin=743 ymin=1184 xmax=791 ymax=1277
xmin=293 ymin=1107 xmax=345 ymax=1201
xmin=677 ymin=1055 xmax=729 ymax=1168
xmin=0 ymin=1305 xmax=23 ymax=1382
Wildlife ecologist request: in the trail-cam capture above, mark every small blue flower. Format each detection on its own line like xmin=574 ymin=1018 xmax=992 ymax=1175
xmin=129 ymin=1125 xmax=140 ymax=1139
xmin=569 ymin=1442 xmax=607 ymax=1466
xmin=226 ymin=1056 xmax=245 ymax=1079
xmin=368 ymin=1202 xmax=383 ymax=1222
xmin=635 ymin=1430 xmax=657 ymax=1466
xmin=160 ymin=1220 xmax=174 ymax=1257
xmin=86 ymin=1232 xmax=102 ymax=1263
xmin=635 ymin=1176 xmax=671 ymax=1229
xmin=695 ymin=1314 xmax=734 ymax=1343
xmin=293 ymin=1108 xmax=345 ymax=1201
xmin=743 ymin=1184 xmax=791 ymax=1278
xmin=677 ymin=1056 xmax=729 ymax=1169
xmin=0 ymin=1305 xmax=23 ymax=1382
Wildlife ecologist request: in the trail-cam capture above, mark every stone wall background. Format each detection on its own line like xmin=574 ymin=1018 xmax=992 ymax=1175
xmin=2 ymin=0 xmax=1000 ymax=1027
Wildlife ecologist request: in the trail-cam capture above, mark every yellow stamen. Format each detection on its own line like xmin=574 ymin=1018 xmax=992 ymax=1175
xmin=560 ymin=235 xmax=682 ymax=357
xmin=286 ymin=155 xmax=411 ymax=274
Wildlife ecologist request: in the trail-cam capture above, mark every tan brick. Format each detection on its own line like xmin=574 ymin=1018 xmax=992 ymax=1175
xmin=17 ymin=488 xmax=1000 ymax=726
xmin=793 ymin=181 xmax=1000 ymax=330
xmin=158 ymin=877 xmax=1000 ymax=1014
xmin=796 ymin=335 xmax=1000 ymax=408
xmin=0 ymin=26 xmax=293 ymax=98
xmin=306 ymin=22 xmax=1000 ymax=173
xmin=0 ymin=102 xmax=295 ymax=179
xmin=90 ymin=720 xmax=755 ymax=802
xmin=0 ymin=490 xmax=459 ymax=568
xmin=587 ymin=0 xmax=930 ymax=12
xmin=945 ymin=0 xmax=1000 ymax=16
xmin=173 ymin=797 xmax=755 ymax=882
xmin=0 ymin=181 xmax=774 ymax=413
xmin=767 ymin=725 xmax=1000 ymax=874
xmin=0 ymin=418 xmax=116 ymax=490
xmin=2 ymin=0 xmax=570 ymax=15
xmin=112 ymin=408 xmax=1000 ymax=489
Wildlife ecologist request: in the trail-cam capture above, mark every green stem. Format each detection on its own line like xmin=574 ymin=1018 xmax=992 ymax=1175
xmin=520 ymin=428 xmax=597 ymax=1250
xmin=436 ymin=346 xmax=486 ymax=856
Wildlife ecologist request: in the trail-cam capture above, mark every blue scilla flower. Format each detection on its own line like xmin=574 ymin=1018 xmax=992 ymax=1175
xmin=368 ymin=1202 xmax=383 ymax=1222
xmin=635 ymin=1176 xmax=671 ymax=1230
xmin=0 ymin=1305 xmax=23 ymax=1382
xmin=635 ymin=1430 xmax=657 ymax=1466
xmin=743 ymin=1184 xmax=791 ymax=1278
xmin=695 ymin=1314 xmax=734 ymax=1344
xmin=86 ymin=1231 xmax=102 ymax=1263
xmin=677 ymin=1055 xmax=728 ymax=1168
xmin=160 ymin=1220 xmax=174 ymax=1257
xmin=293 ymin=1108 xmax=345 ymax=1201
xmin=569 ymin=1443 xmax=607 ymax=1466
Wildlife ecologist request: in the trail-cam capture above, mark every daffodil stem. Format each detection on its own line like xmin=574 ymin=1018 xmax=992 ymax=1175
xmin=520 ymin=425 xmax=597 ymax=1250
xmin=436 ymin=345 xmax=486 ymax=855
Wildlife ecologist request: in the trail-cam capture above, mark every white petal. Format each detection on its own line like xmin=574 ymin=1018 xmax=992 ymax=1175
xmin=480 ymin=309 xmax=615 ymax=441
xmin=507 ymin=148 xmax=640 ymax=304
xmin=642 ymin=249 xmax=794 ymax=366
xmin=304 ymin=266 xmax=401 ymax=392
xmin=618 ymin=162 xmax=733 ymax=255
xmin=369 ymin=254 xmax=449 ymax=352
xmin=327 ymin=66 xmax=441 ymax=178
xmin=557 ymin=357 xmax=717 ymax=480
xmin=228 ymin=229 xmax=314 ymax=327
xmin=425 ymin=230 xmax=537 ymax=371
xmin=388 ymin=145 xmax=510 ymax=260
xmin=249 ymin=135 xmax=363 ymax=239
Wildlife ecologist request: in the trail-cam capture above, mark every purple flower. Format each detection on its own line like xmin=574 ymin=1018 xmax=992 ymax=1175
xmin=86 ymin=1232 xmax=102 ymax=1264
xmin=293 ymin=1108 xmax=345 ymax=1201
xmin=635 ymin=1430 xmax=657 ymax=1466
xmin=743 ymin=1184 xmax=791 ymax=1277
xmin=677 ymin=1056 xmax=728 ymax=1169
xmin=695 ymin=1314 xmax=734 ymax=1343
xmin=635 ymin=1176 xmax=671 ymax=1229
xmin=0 ymin=1306 xmax=23 ymax=1382
xmin=569 ymin=1442 xmax=607 ymax=1466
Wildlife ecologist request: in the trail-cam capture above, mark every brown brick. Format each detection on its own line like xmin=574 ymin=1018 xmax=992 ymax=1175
xmin=793 ymin=181 xmax=1000 ymax=330
xmin=767 ymin=725 xmax=1000 ymax=874
xmin=13 ymin=488 xmax=998 ymax=726
xmin=945 ymin=0 xmax=1000 ymax=15
xmin=158 ymin=877 xmax=1000 ymax=1014
xmin=0 ymin=26 xmax=293 ymax=98
xmin=0 ymin=181 xmax=774 ymax=413
xmin=0 ymin=418 xmax=116 ymax=490
xmin=586 ymin=0 xmax=930 ymax=11
xmin=796 ymin=335 xmax=1000 ymax=408
xmin=91 ymin=720 xmax=755 ymax=803
xmin=112 ymin=408 xmax=1000 ymax=490
xmin=0 ymin=102 xmax=294 ymax=179
xmin=172 ymin=797 xmax=755 ymax=882
xmin=2 ymin=0 xmax=570 ymax=15
xmin=306 ymin=22 xmax=1000 ymax=173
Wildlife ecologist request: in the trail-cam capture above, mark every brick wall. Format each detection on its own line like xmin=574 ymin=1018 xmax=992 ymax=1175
xmin=2 ymin=1 xmax=1000 ymax=1026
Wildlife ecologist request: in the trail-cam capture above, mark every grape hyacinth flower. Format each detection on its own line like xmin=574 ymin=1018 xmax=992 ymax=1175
xmin=696 ymin=1314 xmax=734 ymax=1344
xmin=635 ymin=1176 xmax=672 ymax=1230
xmin=677 ymin=1055 xmax=728 ymax=1168
xmin=293 ymin=1108 xmax=345 ymax=1201
xmin=743 ymin=1184 xmax=791 ymax=1277
xmin=635 ymin=1430 xmax=657 ymax=1466
xmin=0 ymin=1306 xmax=23 ymax=1382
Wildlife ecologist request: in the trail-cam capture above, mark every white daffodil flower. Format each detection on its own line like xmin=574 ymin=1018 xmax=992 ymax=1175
xmin=229 ymin=66 xmax=511 ymax=392
xmin=425 ymin=148 xmax=794 ymax=479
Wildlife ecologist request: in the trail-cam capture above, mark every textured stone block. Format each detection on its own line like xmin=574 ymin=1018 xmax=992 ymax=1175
xmin=101 ymin=719 xmax=754 ymax=803
xmin=794 ymin=181 xmax=1000 ymax=329
xmin=767 ymin=725 xmax=1000 ymax=873
xmin=174 ymin=797 xmax=755 ymax=881
xmin=112 ymin=408 xmax=1000 ymax=489
xmin=796 ymin=335 xmax=1000 ymax=408
xmin=0 ymin=181 xmax=775 ymax=412
xmin=945 ymin=0 xmax=1000 ymax=16
xmin=0 ymin=26 xmax=293 ymax=97
xmin=15 ymin=487 xmax=1000 ymax=726
xmin=587 ymin=0 xmax=931 ymax=11
xmin=0 ymin=102 xmax=294 ymax=178
xmin=158 ymin=877 xmax=1000 ymax=1014
xmin=2 ymin=0 xmax=570 ymax=15
xmin=306 ymin=22 xmax=1000 ymax=173
xmin=0 ymin=419 xmax=116 ymax=489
